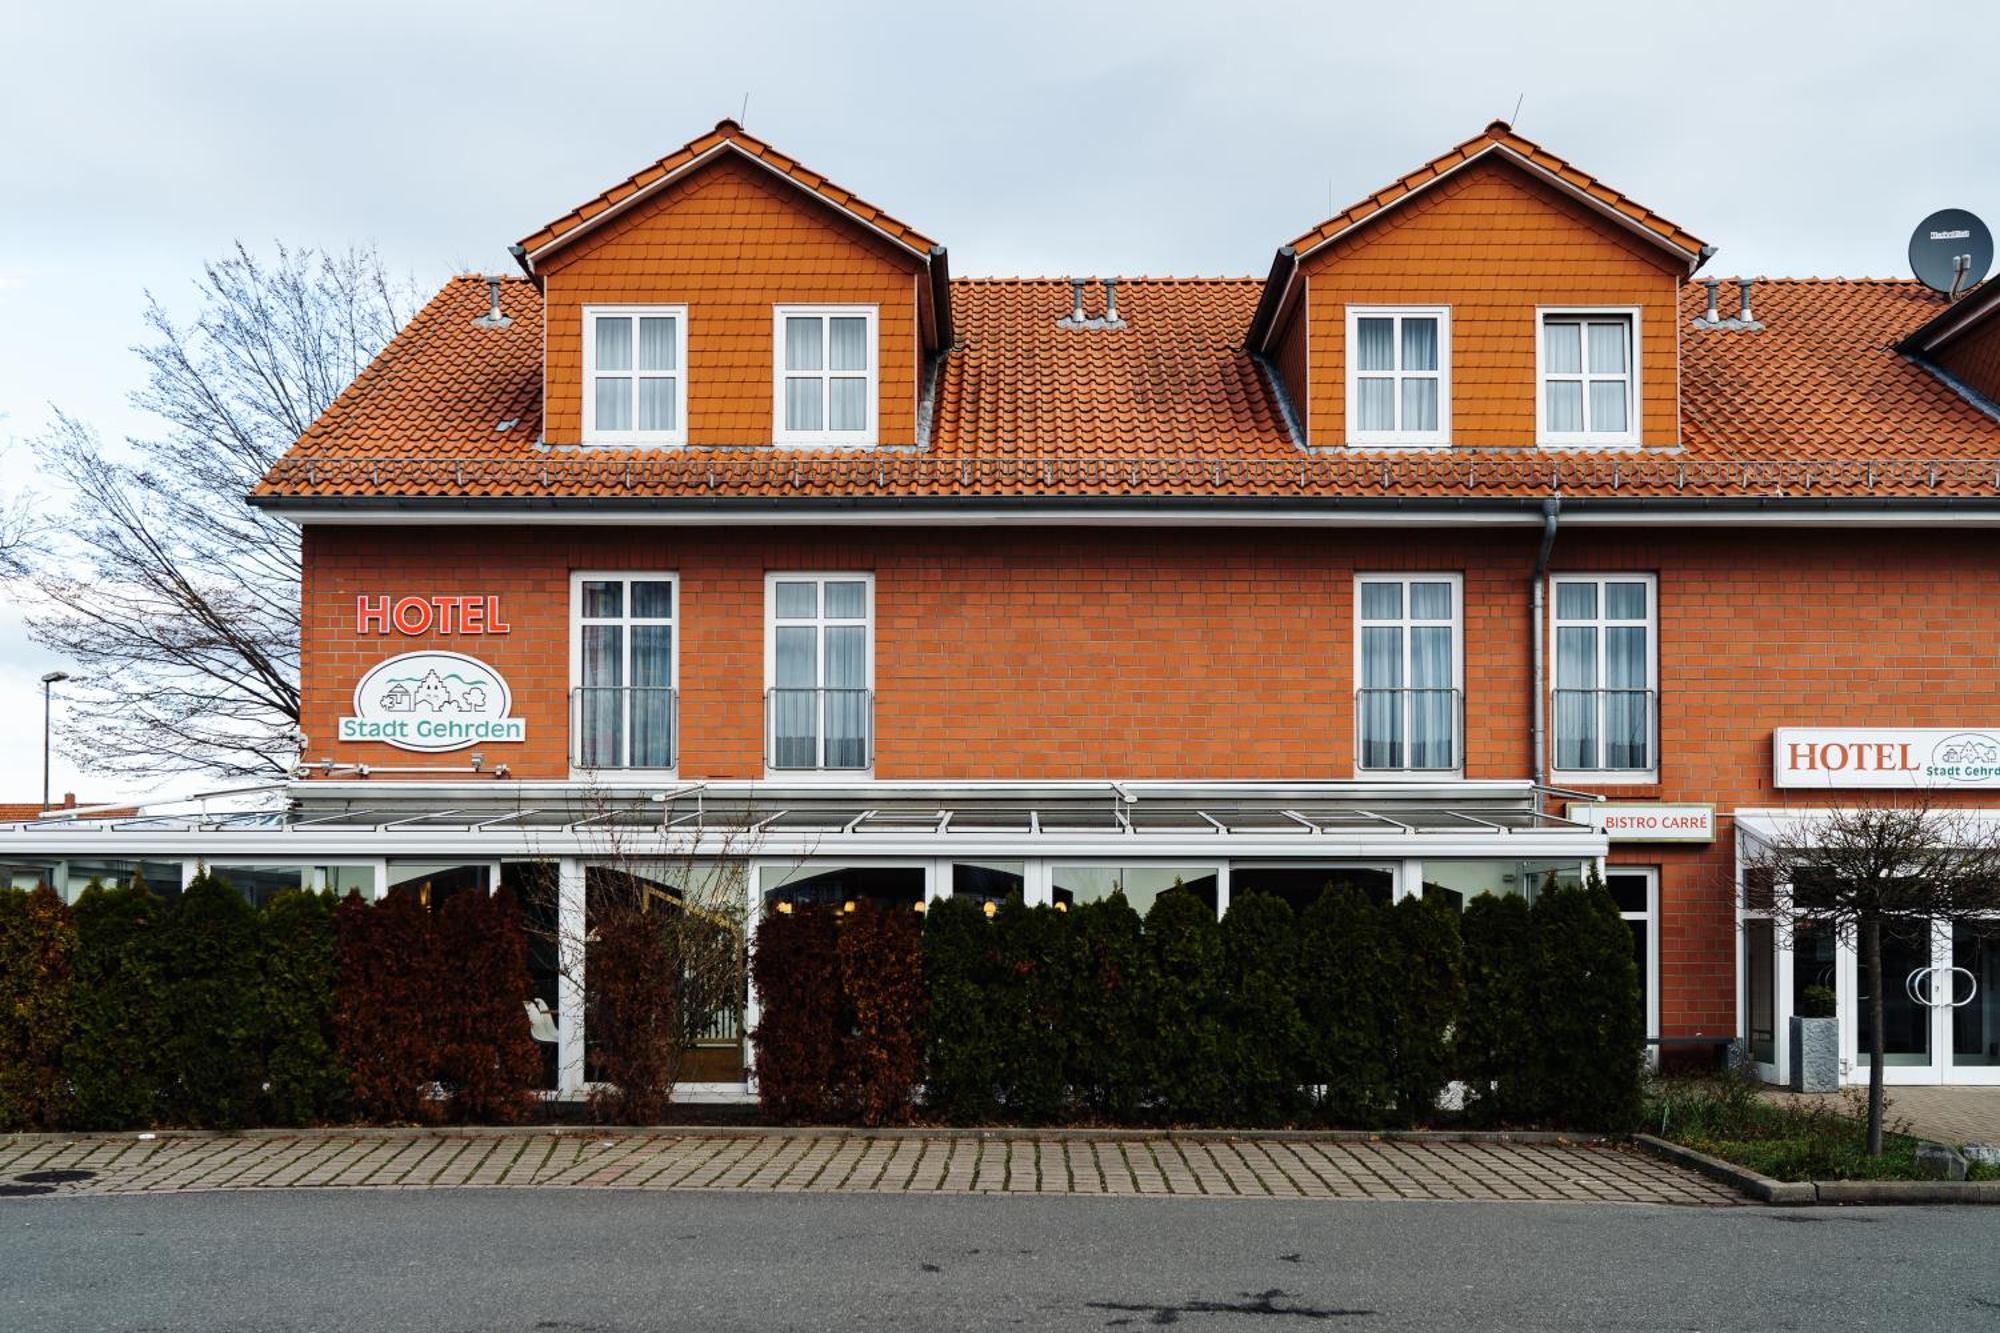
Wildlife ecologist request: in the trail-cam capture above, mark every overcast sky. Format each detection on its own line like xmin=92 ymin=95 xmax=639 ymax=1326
xmin=1 ymin=0 xmax=1993 ymax=804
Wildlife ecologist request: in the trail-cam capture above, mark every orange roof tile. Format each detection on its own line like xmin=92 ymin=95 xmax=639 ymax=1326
xmin=1285 ymin=120 xmax=1706 ymax=264
xmin=516 ymin=120 xmax=938 ymax=265
xmin=255 ymin=272 xmax=2000 ymax=504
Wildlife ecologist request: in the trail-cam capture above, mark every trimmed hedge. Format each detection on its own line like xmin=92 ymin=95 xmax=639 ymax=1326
xmin=754 ymin=879 xmax=1645 ymax=1131
xmin=67 ymin=878 xmax=169 ymax=1129
xmin=434 ymin=887 xmax=541 ymax=1124
xmin=257 ymin=888 xmax=347 ymax=1126
xmin=334 ymin=887 xmax=443 ymax=1124
xmin=0 ymin=886 xmax=76 ymax=1130
xmin=586 ymin=907 xmax=681 ymax=1125
xmin=156 ymin=872 xmax=263 ymax=1129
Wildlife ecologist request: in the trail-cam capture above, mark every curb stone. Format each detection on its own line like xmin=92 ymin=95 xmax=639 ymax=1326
xmin=0 ymin=1124 xmax=1610 ymax=1148
xmin=1632 ymin=1134 xmax=1815 ymax=1205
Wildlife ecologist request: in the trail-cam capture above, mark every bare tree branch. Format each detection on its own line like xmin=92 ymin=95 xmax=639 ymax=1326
xmin=6 ymin=243 xmax=419 ymax=780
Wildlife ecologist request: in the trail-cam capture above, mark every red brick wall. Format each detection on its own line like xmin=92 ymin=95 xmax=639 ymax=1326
xmin=1298 ymin=156 xmax=1682 ymax=448
xmin=301 ymin=522 xmax=2000 ymax=1037
xmin=539 ymin=153 xmax=923 ymax=447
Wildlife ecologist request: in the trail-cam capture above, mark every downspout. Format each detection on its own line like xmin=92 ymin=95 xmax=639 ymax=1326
xmin=1530 ymin=497 xmax=1561 ymax=813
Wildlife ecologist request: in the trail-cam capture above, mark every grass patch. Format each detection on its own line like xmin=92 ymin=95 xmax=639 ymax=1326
xmin=1646 ymin=1075 xmax=1989 ymax=1183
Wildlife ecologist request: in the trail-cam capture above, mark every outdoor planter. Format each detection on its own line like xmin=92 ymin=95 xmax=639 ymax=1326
xmin=1789 ymin=1015 xmax=1840 ymax=1093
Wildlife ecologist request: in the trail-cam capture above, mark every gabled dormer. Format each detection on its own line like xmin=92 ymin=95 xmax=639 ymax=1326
xmin=513 ymin=120 xmax=952 ymax=450
xmin=1247 ymin=121 xmax=1708 ymax=452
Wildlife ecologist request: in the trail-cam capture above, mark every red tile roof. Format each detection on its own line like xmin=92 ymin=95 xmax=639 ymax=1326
xmin=254 ymin=272 xmax=2000 ymax=504
xmin=1285 ymin=120 xmax=1706 ymax=264
xmin=516 ymin=120 xmax=938 ymax=264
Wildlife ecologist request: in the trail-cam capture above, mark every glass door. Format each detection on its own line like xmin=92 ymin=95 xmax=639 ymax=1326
xmin=1841 ymin=918 xmax=2000 ymax=1086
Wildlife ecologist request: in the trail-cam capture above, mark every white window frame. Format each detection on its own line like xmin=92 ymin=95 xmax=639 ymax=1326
xmin=1547 ymin=572 xmax=1658 ymax=784
xmin=1607 ymin=865 xmax=1662 ymax=1055
xmin=1352 ymin=573 xmax=1464 ymax=777
xmin=1344 ymin=305 xmax=1451 ymax=448
xmin=581 ymin=305 xmax=689 ymax=447
xmin=569 ymin=571 xmax=680 ymax=775
xmin=764 ymin=572 xmax=875 ymax=775
xmin=772 ymin=305 xmax=879 ymax=447
xmin=1535 ymin=306 xmax=1641 ymax=448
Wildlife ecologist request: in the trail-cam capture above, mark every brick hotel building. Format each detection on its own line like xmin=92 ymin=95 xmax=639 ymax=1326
xmin=7 ymin=119 xmax=2000 ymax=1097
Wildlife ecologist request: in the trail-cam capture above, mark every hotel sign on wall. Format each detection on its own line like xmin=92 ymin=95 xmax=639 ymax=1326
xmin=338 ymin=651 xmax=527 ymax=752
xmin=1775 ymin=728 xmax=2000 ymax=789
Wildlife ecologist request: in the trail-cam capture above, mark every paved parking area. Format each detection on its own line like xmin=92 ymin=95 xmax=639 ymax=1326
xmin=0 ymin=1130 xmax=1740 ymax=1205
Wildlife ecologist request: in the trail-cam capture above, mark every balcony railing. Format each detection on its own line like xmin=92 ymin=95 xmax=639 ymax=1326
xmin=571 ymin=686 xmax=678 ymax=770
xmin=766 ymin=687 xmax=873 ymax=771
xmin=1552 ymin=688 xmax=1656 ymax=773
xmin=1355 ymin=687 xmax=1463 ymax=772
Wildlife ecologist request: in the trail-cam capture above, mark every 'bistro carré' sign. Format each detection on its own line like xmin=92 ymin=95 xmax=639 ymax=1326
xmin=1775 ymin=728 xmax=2000 ymax=789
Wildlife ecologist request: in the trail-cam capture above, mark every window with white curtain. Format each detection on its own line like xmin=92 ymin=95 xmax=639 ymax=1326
xmin=582 ymin=307 xmax=687 ymax=445
xmin=1355 ymin=575 xmax=1461 ymax=772
xmin=572 ymin=574 xmax=677 ymax=770
xmin=773 ymin=306 xmax=877 ymax=446
xmin=1551 ymin=574 xmax=1656 ymax=777
xmin=767 ymin=574 xmax=872 ymax=770
xmin=1538 ymin=311 xmax=1638 ymax=446
xmin=1345 ymin=307 xmax=1449 ymax=446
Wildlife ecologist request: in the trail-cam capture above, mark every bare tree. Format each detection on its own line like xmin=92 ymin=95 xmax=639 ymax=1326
xmin=1742 ymin=797 xmax=2000 ymax=1155
xmin=6 ymin=243 xmax=416 ymax=779
xmin=0 ymin=443 xmax=39 ymax=575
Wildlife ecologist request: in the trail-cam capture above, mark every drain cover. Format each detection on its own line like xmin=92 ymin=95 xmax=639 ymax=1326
xmin=16 ymin=1169 xmax=96 ymax=1184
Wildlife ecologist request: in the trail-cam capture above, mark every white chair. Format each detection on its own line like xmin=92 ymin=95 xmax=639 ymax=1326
xmin=524 ymin=998 xmax=560 ymax=1045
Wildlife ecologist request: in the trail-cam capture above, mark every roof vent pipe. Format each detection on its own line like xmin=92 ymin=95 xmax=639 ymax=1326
xmin=1702 ymin=277 xmax=1720 ymax=324
xmin=1102 ymin=278 xmax=1120 ymax=325
xmin=1068 ymin=278 xmax=1087 ymax=324
xmin=473 ymin=276 xmax=512 ymax=329
xmin=1737 ymin=278 xmax=1755 ymax=325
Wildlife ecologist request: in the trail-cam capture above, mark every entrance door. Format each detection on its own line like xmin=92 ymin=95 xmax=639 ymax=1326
xmin=1844 ymin=918 xmax=2000 ymax=1086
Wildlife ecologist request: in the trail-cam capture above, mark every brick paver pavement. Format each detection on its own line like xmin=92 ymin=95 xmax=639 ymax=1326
xmin=0 ymin=1131 xmax=1740 ymax=1205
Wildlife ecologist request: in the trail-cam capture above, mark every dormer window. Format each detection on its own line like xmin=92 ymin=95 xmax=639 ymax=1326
xmin=1537 ymin=309 xmax=1639 ymax=447
xmin=1345 ymin=307 xmax=1450 ymax=447
xmin=774 ymin=305 xmax=877 ymax=446
xmin=583 ymin=306 xmax=687 ymax=446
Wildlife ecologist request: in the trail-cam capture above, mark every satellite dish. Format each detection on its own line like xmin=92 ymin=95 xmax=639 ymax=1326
xmin=1909 ymin=208 xmax=1993 ymax=296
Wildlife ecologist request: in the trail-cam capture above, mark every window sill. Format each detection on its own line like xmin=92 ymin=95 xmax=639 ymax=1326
xmin=569 ymin=768 xmax=680 ymax=782
xmin=580 ymin=435 xmax=689 ymax=449
xmin=1535 ymin=439 xmax=1642 ymax=451
xmin=1343 ymin=439 xmax=1453 ymax=451
xmin=770 ymin=437 xmax=881 ymax=450
xmin=1550 ymin=770 xmax=1660 ymax=787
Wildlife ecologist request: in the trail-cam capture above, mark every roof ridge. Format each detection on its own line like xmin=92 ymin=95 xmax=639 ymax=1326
xmin=950 ymin=275 xmax=1262 ymax=285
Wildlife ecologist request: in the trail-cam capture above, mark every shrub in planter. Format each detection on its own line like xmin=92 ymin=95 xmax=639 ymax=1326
xmin=1388 ymin=892 xmax=1464 ymax=1126
xmin=334 ymin=888 xmax=443 ymax=1124
xmin=836 ymin=902 xmax=925 ymax=1126
xmin=1457 ymin=891 xmax=1538 ymax=1126
xmin=155 ymin=872 xmax=263 ymax=1129
xmin=1061 ymin=892 xmax=1151 ymax=1124
xmin=750 ymin=904 xmax=841 ymax=1122
xmin=586 ymin=906 xmax=680 ymax=1125
xmin=921 ymin=895 xmax=1004 ymax=1124
xmin=1298 ymin=886 xmax=1397 ymax=1125
xmin=1531 ymin=872 xmax=1645 ymax=1131
xmin=433 ymin=887 xmax=542 ymax=1123
xmin=1217 ymin=891 xmax=1311 ymax=1127
xmin=989 ymin=897 xmax=1070 ymax=1124
xmin=257 ymin=889 xmax=347 ymax=1126
xmin=1143 ymin=888 xmax=1229 ymax=1124
xmin=66 ymin=878 xmax=168 ymax=1129
xmin=0 ymin=885 xmax=77 ymax=1131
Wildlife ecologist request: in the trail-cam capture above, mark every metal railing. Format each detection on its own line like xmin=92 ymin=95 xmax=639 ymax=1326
xmin=570 ymin=686 xmax=678 ymax=770
xmin=766 ymin=687 xmax=873 ymax=771
xmin=1551 ymin=688 xmax=1657 ymax=772
xmin=1354 ymin=687 xmax=1463 ymax=772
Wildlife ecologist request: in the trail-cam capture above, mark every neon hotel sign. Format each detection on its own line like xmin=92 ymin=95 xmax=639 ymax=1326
xmin=355 ymin=595 xmax=511 ymax=636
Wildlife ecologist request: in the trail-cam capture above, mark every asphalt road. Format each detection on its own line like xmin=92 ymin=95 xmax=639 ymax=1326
xmin=8 ymin=1190 xmax=2000 ymax=1332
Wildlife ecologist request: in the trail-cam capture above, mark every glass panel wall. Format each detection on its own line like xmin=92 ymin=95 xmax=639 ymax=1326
xmin=1228 ymin=864 xmax=1393 ymax=915
xmin=1049 ymin=865 xmax=1220 ymax=918
xmin=1420 ymin=859 xmax=1584 ymax=913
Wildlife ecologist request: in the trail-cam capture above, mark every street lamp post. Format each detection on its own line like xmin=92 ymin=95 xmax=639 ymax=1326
xmin=40 ymin=671 xmax=70 ymax=813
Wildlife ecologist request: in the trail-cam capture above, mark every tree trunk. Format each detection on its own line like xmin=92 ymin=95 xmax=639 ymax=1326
xmin=1864 ymin=912 xmax=1885 ymax=1157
